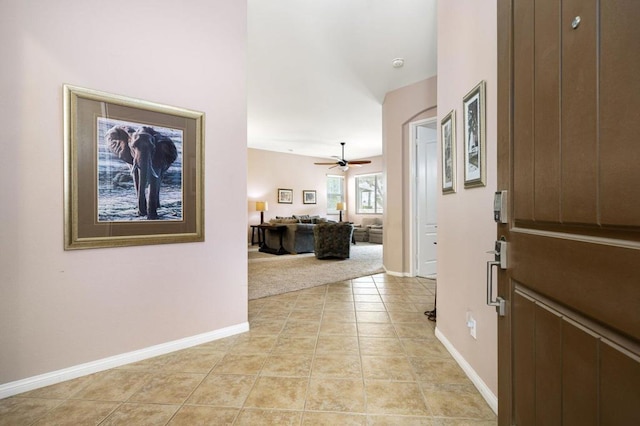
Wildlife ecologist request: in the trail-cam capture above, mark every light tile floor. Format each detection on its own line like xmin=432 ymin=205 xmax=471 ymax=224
xmin=0 ymin=273 xmax=496 ymax=425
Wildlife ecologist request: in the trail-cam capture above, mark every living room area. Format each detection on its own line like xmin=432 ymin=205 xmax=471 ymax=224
xmin=246 ymin=148 xmax=385 ymax=299
xmin=247 ymin=148 xmax=384 ymax=233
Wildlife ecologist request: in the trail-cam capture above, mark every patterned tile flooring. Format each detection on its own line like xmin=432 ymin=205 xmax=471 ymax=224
xmin=0 ymin=274 xmax=496 ymax=425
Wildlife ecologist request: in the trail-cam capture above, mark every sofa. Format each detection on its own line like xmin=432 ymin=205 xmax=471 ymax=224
xmin=352 ymin=217 xmax=383 ymax=243
xmin=263 ymin=215 xmax=328 ymax=254
xmin=369 ymin=225 xmax=383 ymax=244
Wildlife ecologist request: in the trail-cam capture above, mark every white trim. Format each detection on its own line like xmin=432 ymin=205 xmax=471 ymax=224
xmin=435 ymin=327 xmax=498 ymax=415
xmin=0 ymin=322 xmax=249 ymax=399
xmin=382 ymin=267 xmax=413 ymax=277
xmin=385 ymin=270 xmax=420 ymax=278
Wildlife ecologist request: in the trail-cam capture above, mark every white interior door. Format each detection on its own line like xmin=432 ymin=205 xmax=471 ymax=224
xmin=416 ymin=124 xmax=438 ymax=278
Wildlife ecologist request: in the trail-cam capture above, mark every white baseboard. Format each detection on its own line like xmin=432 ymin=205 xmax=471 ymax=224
xmin=383 ymin=267 xmax=429 ymax=278
xmin=383 ymin=268 xmax=412 ymax=277
xmin=0 ymin=322 xmax=249 ymax=399
xmin=435 ymin=327 xmax=498 ymax=415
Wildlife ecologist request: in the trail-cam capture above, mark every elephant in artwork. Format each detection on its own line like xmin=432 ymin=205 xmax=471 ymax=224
xmin=105 ymin=125 xmax=178 ymax=219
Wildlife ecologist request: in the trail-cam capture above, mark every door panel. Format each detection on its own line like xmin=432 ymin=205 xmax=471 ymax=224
xmin=534 ymin=304 xmax=562 ymax=425
xmin=562 ymin=319 xmax=598 ymax=426
xmin=599 ymin=2 xmax=640 ymax=226
xmin=512 ymin=287 xmax=640 ymax=424
xmin=419 ymin=227 xmax=437 ymax=277
xmin=511 ymin=232 xmax=640 ymax=341
xmin=513 ymin=291 xmax=535 ymax=425
xmin=600 ymin=342 xmax=640 ymax=425
xmin=533 ymin=0 xmax=561 ymax=222
xmin=561 ymin=0 xmax=598 ymax=224
xmin=498 ymin=0 xmax=640 ymax=424
xmin=512 ymin=0 xmax=535 ymax=221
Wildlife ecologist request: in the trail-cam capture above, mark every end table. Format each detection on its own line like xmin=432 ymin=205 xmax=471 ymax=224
xmin=257 ymin=224 xmax=289 ymax=255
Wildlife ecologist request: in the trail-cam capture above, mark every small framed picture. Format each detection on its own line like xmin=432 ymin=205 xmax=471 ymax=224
xmin=278 ymin=188 xmax=293 ymax=204
xmin=303 ymin=190 xmax=317 ymax=204
xmin=441 ymin=110 xmax=456 ymax=194
xmin=463 ymin=80 xmax=486 ymax=188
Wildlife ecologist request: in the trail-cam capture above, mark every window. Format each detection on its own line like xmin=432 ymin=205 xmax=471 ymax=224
xmin=326 ymin=175 xmax=344 ymax=213
xmin=356 ymin=173 xmax=383 ymax=214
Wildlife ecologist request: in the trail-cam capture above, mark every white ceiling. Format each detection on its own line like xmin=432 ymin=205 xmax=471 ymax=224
xmin=248 ymin=0 xmax=437 ymax=161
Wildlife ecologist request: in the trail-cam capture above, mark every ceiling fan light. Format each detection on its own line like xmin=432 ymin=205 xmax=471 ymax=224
xmin=315 ymin=142 xmax=357 ymax=171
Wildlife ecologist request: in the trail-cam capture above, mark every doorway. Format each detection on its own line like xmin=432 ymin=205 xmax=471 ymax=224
xmin=411 ymin=118 xmax=438 ymax=278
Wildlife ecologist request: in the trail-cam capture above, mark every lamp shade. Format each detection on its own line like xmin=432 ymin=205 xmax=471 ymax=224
xmin=256 ymin=201 xmax=268 ymax=212
xmin=336 ymin=202 xmax=345 ymax=211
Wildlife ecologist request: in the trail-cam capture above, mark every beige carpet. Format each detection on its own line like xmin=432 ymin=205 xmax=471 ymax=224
xmin=248 ymin=243 xmax=384 ymax=299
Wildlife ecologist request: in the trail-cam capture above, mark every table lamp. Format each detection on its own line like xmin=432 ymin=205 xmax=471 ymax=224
xmin=336 ymin=202 xmax=345 ymax=222
xmin=256 ymin=201 xmax=268 ymax=224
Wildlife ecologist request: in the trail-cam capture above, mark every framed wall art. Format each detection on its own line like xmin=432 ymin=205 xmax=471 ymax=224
xmin=63 ymin=84 xmax=205 ymax=250
xmin=278 ymin=188 xmax=293 ymax=204
xmin=463 ymin=80 xmax=486 ymax=188
xmin=441 ymin=110 xmax=457 ymax=194
xmin=302 ymin=190 xmax=316 ymax=204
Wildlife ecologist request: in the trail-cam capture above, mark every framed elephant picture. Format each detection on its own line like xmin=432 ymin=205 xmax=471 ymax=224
xmin=63 ymin=85 xmax=205 ymax=249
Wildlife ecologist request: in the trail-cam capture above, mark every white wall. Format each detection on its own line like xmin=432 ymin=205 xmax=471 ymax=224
xmin=436 ymin=0 xmax=498 ymax=400
xmin=0 ymin=0 xmax=248 ymax=388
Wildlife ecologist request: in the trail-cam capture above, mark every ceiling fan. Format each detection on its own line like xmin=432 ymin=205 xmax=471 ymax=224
xmin=314 ymin=142 xmax=371 ymax=171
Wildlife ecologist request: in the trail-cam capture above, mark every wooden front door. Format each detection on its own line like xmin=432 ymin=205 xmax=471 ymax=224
xmin=497 ymin=0 xmax=640 ymax=424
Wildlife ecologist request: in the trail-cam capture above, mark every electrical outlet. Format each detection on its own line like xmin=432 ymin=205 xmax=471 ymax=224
xmin=467 ymin=317 xmax=477 ymax=339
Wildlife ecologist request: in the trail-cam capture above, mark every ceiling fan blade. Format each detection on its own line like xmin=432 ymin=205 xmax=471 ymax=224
xmin=317 ymin=142 xmax=367 ymax=169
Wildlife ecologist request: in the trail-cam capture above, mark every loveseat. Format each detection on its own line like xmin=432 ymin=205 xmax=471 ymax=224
xmin=352 ymin=217 xmax=383 ymax=243
xmin=263 ymin=215 xmax=328 ymax=254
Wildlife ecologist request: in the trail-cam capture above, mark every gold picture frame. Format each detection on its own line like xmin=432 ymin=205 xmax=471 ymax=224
xmin=441 ymin=109 xmax=457 ymax=194
xmin=63 ymin=85 xmax=205 ymax=249
xmin=463 ymin=80 xmax=486 ymax=188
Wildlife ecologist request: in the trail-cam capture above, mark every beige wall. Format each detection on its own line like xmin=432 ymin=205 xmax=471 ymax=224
xmin=382 ymin=77 xmax=438 ymax=274
xmin=247 ymin=149 xmax=382 ymax=238
xmin=247 ymin=148 xmax=346 ymax=229
xmin=0 ymin=0 xmax=248 ymax=387
xmin=436 ymin=0 xmax=498 ymax=399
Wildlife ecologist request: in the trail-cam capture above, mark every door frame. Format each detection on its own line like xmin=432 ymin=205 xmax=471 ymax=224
xmin=409 ymin=117 xmax=438 ymax=277
xmin=497 ymin=0 xmax=513 ymax=422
